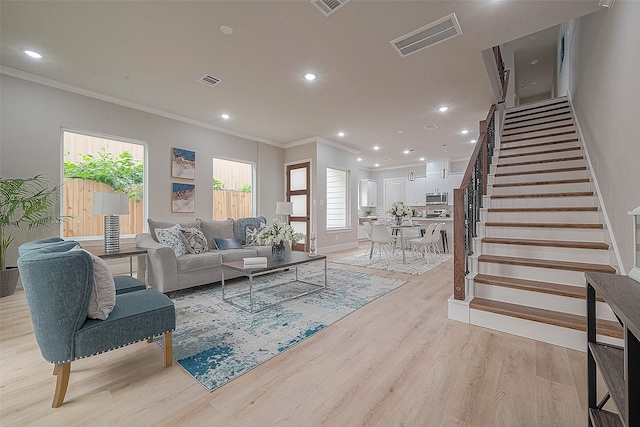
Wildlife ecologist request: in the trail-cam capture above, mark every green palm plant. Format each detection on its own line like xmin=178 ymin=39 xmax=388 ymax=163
xmin=0 ymin=175 xmax=65 ymax=270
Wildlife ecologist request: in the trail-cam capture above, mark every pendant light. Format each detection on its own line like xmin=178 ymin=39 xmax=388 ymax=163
xmin=407 ymin=149 xmax=416 ymax=182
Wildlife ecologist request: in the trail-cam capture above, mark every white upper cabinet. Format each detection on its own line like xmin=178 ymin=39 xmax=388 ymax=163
xmin=425 ymin=159 xmax=450 ymax=194
xmin=405 ymin=177 xmax=426 ymax=206
xmin=359 ymin=179 xmax=378 ymax=207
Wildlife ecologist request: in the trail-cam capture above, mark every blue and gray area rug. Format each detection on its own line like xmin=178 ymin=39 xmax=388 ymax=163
xmin=161 ymin=267 xmax=405 ymax=392
xmin=332 ymin=251 xmax=452 ymax=275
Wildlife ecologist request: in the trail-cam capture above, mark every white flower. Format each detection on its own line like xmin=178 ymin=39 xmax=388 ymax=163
xmin=256 ymin=220 xmax=305 ymax=246
xmin=387 ymin=201 xmax=411 ymax=218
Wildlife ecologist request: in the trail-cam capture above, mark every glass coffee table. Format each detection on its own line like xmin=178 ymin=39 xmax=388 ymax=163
xmin=221 ymin=252 xmax=327 ymax=313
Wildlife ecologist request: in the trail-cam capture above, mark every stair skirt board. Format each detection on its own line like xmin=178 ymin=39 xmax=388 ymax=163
xmin=473 ymin=282 xmax=617 ymax=321
xmin=468 ymin=308 xmax=622 ymax=352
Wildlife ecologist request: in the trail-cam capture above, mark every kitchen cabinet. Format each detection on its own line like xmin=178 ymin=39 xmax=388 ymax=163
xmin=426 ymin=159 xmax=450 ymax=194
xmin=448 ymin=173 xmax=464 ymax=205
xmin=585 ymin=272 xmax=639 ymax=427
xmin=359 ymin=179 xmax=377 ymax=207
xmin=405 ymin=177 xmax=426 ymax=206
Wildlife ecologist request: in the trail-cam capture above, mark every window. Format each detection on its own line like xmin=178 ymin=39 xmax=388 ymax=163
xmin=212 ymin=158 xmax=253 ymax=219
xmin=63 ymin=130 xmax=145 ymax=238
xmin=326 ymin=167 xmax=349 ymax=229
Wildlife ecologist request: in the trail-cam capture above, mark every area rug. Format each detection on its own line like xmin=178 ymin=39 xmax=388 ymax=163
xmin=157 ymin=266 xmax=405 ymax=392
xmin=332 ymin=250 xmax=452 ymax=275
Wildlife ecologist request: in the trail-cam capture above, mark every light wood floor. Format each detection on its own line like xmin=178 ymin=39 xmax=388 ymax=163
xmin=1 ymin=243 xmax=590 ymax=426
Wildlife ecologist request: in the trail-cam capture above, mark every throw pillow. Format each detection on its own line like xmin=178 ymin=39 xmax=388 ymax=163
xmin=180 ymin=226 xmax=208 ymax=254
xmin=71 ymin=246 xmax=116 ymax=320
xmin=155 ymin=224 xmax=189 ymax=257
xmin=213 ymin=237 xmax=243 ymax=250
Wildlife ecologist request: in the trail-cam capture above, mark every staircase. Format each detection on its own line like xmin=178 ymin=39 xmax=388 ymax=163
xmin=467 ymin=97 xmax=622 ymax=351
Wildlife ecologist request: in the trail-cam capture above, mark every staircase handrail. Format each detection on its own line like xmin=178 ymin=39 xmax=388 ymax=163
xmin=453 ymin=57 xmax=510 ymax=301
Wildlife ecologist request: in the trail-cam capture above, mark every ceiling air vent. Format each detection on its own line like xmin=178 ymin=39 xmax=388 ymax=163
xmin=198 ymin=74 xmax=220 ymax=87
xmin=311 ymin=0 xmax=350 ymax=17
xmin=391 ymin=13 xmax=462 ymax=57
xmin=424 ymin=124 xmax=438 ymax=131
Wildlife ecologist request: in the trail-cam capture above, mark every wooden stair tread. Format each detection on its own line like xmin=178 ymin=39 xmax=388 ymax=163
xmin=473 ymin=273 xmax=605 ymax=301
xmin=481 ymin=237 xmax=609 ymax=250
xmin=497 ymin=156 xmax=583 ymax=168
xmin=494 ymin=166 xmax=586 ymax=177
xmin=487 ymin=206 xmax=598 ymax=212
xmin=470 ymin=297 xmax=622 ymax=339
xmin=492 ymin=178 xmax=589 ymax=188
xmin=490 ymin=191 xmax=594 ymax=199
xmin=477 ymin=254 xmax=616 ymax=274
xmin=499 ymin=146 xmax=581 ymax=159
xmin=501 ymin=130 xmax=576 ymax=144
xmin=503 ymin=109 xmax=571 ymax=128
xmin=485 ymin=221 xmax=603 ymax=229
xmin=502 ymin=123 xmax=574 ymax=137
xmin=505 ymin=101 xmax=569 ymax=120
xmin=499 ymin=137 xmax=579 ymax=151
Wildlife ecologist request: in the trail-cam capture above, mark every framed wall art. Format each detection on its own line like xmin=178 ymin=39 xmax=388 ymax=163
xmin=171 ymin=147 xmax=195 ymax=180
xmin=171 ymin=182 xmax=195 ymax=213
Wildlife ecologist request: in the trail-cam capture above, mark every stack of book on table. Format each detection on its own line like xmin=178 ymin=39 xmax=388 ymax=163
xmin=243 ymin=257 xmax=268 ymax=268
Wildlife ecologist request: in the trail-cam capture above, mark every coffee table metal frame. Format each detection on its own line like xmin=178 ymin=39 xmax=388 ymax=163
xmin=221 ymin=252 xmax=327 ymax=313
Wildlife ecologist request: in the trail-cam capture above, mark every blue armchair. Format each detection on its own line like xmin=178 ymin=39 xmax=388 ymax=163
xmin=17 ymin=247 xmax=175 ymax=407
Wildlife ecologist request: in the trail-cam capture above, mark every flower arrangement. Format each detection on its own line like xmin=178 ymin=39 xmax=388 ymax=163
xmin=388 ymin=201 xmax=412 ymax=218
xmin=253 ymin=220 xmax=304 ymax=247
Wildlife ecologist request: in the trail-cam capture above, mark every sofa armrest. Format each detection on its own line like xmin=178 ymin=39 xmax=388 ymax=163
xmin=135 ymin=233 xmax=178 ymax=293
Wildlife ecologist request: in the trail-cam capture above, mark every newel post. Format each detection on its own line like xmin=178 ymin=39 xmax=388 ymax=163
xmin=453 ymin=187 xmax=466 ymax=300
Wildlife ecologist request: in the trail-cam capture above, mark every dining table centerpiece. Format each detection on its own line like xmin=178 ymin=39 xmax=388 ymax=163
xmin=388 ymin=201 xmax=412 ymax=225
xmin=255 ymin=220 xmax=305 ymax=261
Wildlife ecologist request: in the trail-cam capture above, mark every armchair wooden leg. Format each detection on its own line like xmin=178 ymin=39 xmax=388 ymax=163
xmin=146 ymin=338 xmax=154 ymax=343
xmin=52 ymin=362 xmax=70 ymax=408
xmin=163 ymin=332 xmax=173 ymax=367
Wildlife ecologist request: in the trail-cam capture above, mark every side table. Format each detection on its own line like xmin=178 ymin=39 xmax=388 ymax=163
xmin=84 ymin=243 xmax=147 ymax=281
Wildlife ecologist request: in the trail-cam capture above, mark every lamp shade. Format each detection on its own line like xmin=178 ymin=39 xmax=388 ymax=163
xmin=92 ymin=192 xmax=130 ymax=215
xmin=275 ymin=201 xmax=293 ymax=215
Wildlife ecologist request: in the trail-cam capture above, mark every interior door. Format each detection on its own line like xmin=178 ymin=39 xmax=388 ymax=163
xmin=286 ymin=162 xmax=310 ymax=252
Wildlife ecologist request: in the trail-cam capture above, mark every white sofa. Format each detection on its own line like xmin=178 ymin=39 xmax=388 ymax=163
xmin=136 ymin=217 xmax=271 ymax=293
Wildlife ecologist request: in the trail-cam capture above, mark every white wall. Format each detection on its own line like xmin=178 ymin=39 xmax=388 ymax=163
xmin=0 ymin=74 xmax=284 ymax=266
xmin=568 ymin=3 xmax=640 ymax=273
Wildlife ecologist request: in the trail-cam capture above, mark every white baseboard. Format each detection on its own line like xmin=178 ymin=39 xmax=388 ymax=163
xmin=448 ymin=295 xmax=472 ymax=323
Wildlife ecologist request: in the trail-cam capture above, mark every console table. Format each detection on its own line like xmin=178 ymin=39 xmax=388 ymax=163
xmin=586 ymin=272 xmax=640 ymax=427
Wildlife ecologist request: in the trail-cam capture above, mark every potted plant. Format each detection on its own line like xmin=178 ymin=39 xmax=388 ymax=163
xmin=0 ymin=175 xmax=65 ymax=297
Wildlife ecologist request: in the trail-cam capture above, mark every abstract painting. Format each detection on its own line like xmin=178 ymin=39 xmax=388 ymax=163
xmin=171 ymin=183 xmax=195 ymax=213
xmin=171 ymin=147 xmax=195 ymax=179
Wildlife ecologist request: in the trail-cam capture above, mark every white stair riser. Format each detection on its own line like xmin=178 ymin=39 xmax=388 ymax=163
xmin=502 ymin=126 xmax=577 ymax=143
xmin=489 ymin=169 xmax=588 ymax=184
xmin=502 ymin=120 xmax=575 ymax=138
xmin=469 ymin=309 xmax=622 ymax=351
xmin=492 ymin=159 xmax=585 ymax=175
xmin=488 ymin=196 xmax=595 ymax=209
xmin=481 ymin=209 xmax=599 ymax=223
xmin=500 ymin=132 xmax=579 ymax=149
xmin=478 ymin=262 xmax=595 ymax=285
xmin=489 ymin=181 xmax=592 ymax=196
xmin=473 ymin=283 xmax=617 ymax=320
xmin=505 ymin=105 xmax=570 ymax=121
xmin=495 ymin=141 xmax=580 ymax=157
xmin=479 ymin=242 xmax=610 ymax=264
xmin=480 ymin=225 xmax=604 ymax=241
xmin=497 ymin=149 xmax=583 ymax=165
xmin=503 ymin=112 xmax=573 ymax=131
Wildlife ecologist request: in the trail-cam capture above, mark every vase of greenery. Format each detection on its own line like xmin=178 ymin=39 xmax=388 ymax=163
xmin=255 ymin=220 xmax=304 ymax=262
xmin=0 ymin=175 xmax=66 ymax=297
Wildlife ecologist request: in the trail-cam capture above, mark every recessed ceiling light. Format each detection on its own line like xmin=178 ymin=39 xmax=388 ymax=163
xmin=220 ymin=113 xmax=230 ymax=119
xmin=220 ymin=26 xmax=233 ymax=35
xmin=397 ymin=130 xmax=404 ymax=134
xmin=337 ymin=131 xmax=345 ymax=137
xmin=419 ymin=157 xmax=425 ymax=161
xmin=531 ymin=81 xmax=538 ymax=85
xmin=470 ymin=139 xmax=477 ymax=143
xmin=530 ymin=59 xmax=539 ymax=65
xmin=304 ymin=73 xmax=316 ymax=81
xmin=460 ymin=129 xmax=469 ymax=135
xmin=23 ymin=50 xmax=42 ymax=59
xmin=357 ymin=157 xmax=362 ymax=162
xmin=373 ymin=146 xmax=380 ymax=150
xmin=438 ymin=106 xmax=449 ymax=112
xmin=403 ymin=150 xmax=410 ymax=154
xmin=374 ymin=163 xmax=380 ymax=167
xmin=522 ymin=85 xmax=528 ymax=89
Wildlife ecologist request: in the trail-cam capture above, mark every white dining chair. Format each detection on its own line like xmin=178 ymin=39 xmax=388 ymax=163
xmin=430 ymin=223 xmax=445 ymax=258
xmin=369 ymin=223 xmax=397 ymax=260
xmin=409 ymin=223 xmax=437 ymax=262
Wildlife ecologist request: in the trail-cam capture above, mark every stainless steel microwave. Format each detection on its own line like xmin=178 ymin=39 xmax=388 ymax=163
xmin=426 ymin=192 xmax=447 ymax=205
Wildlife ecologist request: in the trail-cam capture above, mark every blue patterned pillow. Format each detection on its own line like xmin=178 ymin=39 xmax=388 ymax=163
xmin=155 ymin=224 xmax=189 ymax=257
xmin=213 ymin=237 xmax=243 ymax=250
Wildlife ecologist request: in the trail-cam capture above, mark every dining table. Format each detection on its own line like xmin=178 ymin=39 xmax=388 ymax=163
xmin=389 ymin=224 xmax=424 ymax=264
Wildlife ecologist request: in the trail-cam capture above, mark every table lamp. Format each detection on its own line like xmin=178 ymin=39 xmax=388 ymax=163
xmin=93 ymin=192 xmax=130 ymax=252
xmin=275 ymin=201 xmax=293 ymax=224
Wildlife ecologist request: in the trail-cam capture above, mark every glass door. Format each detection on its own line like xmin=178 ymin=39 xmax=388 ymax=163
xmin=286 ymin=162 xmax=310 ymax=252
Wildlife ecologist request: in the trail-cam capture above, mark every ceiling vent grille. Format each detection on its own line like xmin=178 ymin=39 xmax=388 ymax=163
xmin=311 ymin=0 xmax=350 ymax=17
xmin=198 ymin=74 xmax=220 ymax=87
xmin=391 ymin=13 xmax=462 ymax=57
xmin=424 ymin=124 xmax=438 ymax=131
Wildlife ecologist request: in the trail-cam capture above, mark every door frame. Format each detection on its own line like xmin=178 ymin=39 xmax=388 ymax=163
xmin=285 ymin=160 xmax=312 ymax=252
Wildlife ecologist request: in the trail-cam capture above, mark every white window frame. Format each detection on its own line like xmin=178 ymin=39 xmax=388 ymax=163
xmin=326 ymin=167 xmax=349 ymax=230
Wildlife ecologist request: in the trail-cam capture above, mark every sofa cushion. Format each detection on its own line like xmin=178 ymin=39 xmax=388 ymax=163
xmin=213 ymin=237 xmax=243 ymax=250
xmin=198 ymin=218 xmax=235 ymax=243
xmin=148 ymin=219 xmax=199 ymax=243
xmin=180 ymin=226 xmax=208 ymax=254
xmin=176 ymin=251 xmax=222 ymax=274
xmin=155 ymin=224 xmax=189 ymax=257
xmin=235 ymin=216 xmax=267 ymax=245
